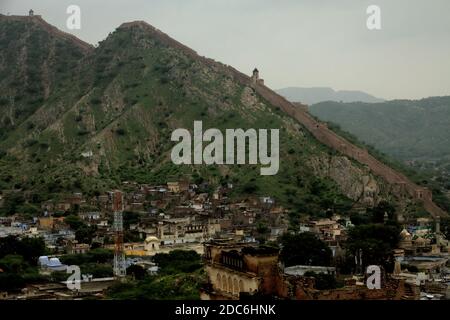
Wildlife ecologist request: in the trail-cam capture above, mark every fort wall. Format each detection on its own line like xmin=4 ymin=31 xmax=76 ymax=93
xmin=248 ymin=81 xmax=447 ymax=218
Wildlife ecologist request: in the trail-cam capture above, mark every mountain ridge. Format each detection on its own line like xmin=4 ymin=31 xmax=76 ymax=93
xmin=0 ymin=14 xmax=93 ymax=52
xmin=0 ymin=15 xmax=446 ymax=219
xmin=277 ymin=86 xmax=384 ymax=105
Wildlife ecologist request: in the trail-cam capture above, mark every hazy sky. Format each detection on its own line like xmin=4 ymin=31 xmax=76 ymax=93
xmin=2 ymin=0 xmax=450 ymax=100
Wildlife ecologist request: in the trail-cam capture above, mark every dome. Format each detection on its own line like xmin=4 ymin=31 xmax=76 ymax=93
xmin=48 ymin=257 xmax=62 ymax=267
xmin=415 ymin=236 xmax=426 ymax=245
xmin=400 ymin=228 xmax=411 ymax=239
xmin=145 ymin=236 xmax=159 ymax=243
xmin=38 ymin=256 xmax=49 ymax=265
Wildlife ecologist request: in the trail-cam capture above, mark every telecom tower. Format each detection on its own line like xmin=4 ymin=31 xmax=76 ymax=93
xmin=112 ymin=190 xmax=126 ymax=278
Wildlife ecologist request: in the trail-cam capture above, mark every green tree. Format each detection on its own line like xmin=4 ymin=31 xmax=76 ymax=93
xmin=0 ymin=236 xmax=46 ymax=265
xmin=280 ymin=232 xmax=332 ymax=267
xmin=153 ymin=250 xmax=201 ymax=274
xmin=0 ymin=193 xmax=25 ymax=215
xmin=368 ymin=201 xmax=396 ymax=223
xmin=127 ymin=264 xmax=146 ymax=280
xmin=64 ymin=214 xmax=85 ymax=230
xmin=345 ymin=224 xmax=400 ymax=271
xmin=0 ymin=254 xmax=28 ymax=273
xmin=440 ymin=217 xmax=450 ymax=240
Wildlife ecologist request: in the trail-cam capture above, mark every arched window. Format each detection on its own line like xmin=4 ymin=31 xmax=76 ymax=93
xmin=239 ymin=280 xmax=244 ymax=292
xmin=233 ymin=278 xmax=238 ymax=295
xmin=216 ymin=273 xmax=222 ymax=290
xmin=228 ymin=276 xmax=232 ymax=293
xmin=222 ymin=275 xmax=227 ymax=291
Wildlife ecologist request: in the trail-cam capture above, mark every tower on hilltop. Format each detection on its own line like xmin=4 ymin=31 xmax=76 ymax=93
xmin=251 ymin=68 xmax=264 ymax=86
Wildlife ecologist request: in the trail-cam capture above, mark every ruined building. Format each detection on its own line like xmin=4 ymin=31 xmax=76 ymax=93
xmin=200 ymin=240 xmax=420 ymax=300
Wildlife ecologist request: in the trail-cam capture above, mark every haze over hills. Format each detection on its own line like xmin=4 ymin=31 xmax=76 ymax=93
xmin=0 ymin=14 xmax=446 ymax=219
xmin=308 ymin=97 xmax=450 ymax=212
xmin=309 ymin=97 xmax=450 ymax=162
xmin=276 ymin=87 xmax=384 ymax=105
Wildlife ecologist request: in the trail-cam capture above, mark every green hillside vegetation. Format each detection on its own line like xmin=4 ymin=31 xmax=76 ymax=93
xmin=0 ymin=236 xmax=48 ymax=291
xmin=0 ymin=17 xmax=90 ymax=141
xmin=310 ymin=98 xmax=450 ymax=161
xmin=309 ymin=98 xmax=450 ymax=211
xmin=107 ymin=250 xmax=204 ymax=300
xmin=0 ymin=18 xmax=358 ymax=219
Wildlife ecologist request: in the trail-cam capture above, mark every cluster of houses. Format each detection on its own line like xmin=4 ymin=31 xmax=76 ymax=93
xmin=0 ymin=180 xmax=291 ymax=256
xmin=1 ymin=178 xmax=450 ymax=300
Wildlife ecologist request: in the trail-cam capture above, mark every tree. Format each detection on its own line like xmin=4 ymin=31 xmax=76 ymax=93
xmin=368 ymin=201 xmax=396 ymax=223
xmin=345 ymin=224 xmax=399 ymax=271
xmin=75 ymin=225 xmax=97 ymax=244
xmin=127 ymin=264 xmax=146 ymax=280
xmin=0 ymin=193 xmax=25 ymax=215
xmin=0 ymin=255 xmax=28 ymax=273
xmin=279 ymin=232 xmax=332 ymax=267
xmin=64 ymin=214 xmax=85 ymax=230
xmin=153 ymin=250 xmax=201 ymax=274
xmin=0 ymin=236 xmax=46 ymax=265
xmin=123 ymin=211 xmax=141 ymax=228
xmin=17 ymin=237 xmax=46 ymax=264
xmin=440 ymin=217 xmax=450 ymax=240
xmin=0 ymin=273 xmax=25 ymax=291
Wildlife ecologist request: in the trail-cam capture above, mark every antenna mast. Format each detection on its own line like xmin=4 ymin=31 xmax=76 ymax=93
xmin=112 ymin=190 xmax=126 ymax=278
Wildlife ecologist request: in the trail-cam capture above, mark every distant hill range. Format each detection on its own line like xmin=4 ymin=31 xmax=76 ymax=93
xmin=308 ymin=97 xmax=450 ymax=162
xmin=276 ymin=87 xmax=384 ymax=105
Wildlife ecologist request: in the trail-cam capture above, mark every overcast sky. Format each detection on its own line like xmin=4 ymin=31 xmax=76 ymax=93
xmin=2 ymin=0 xmax=450 ymax=100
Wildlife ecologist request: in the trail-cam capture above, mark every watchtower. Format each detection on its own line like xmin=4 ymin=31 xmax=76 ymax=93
xmin=29 ymin=9 xmax=34 ymax=16
xmin=251 ymin=68 xmax=264 ymax=85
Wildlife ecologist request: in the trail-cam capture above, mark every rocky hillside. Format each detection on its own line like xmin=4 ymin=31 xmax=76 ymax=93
xmin=0 ymin=15 xmax=93 ymax=141
xmin=308 ymin=98 xmax=450 ymax=212
xmin=0 ymin=16 xmax=441 ymax=219
xmin=310 ymin=98 xmax=450 ymax=162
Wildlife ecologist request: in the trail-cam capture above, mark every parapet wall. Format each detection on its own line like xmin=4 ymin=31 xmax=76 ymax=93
xmin=89 ymin=20 xmax=448 ymax=218
xmin=246 ymin=81 xmax=447 ymax=218
xmin=0 ymin=15 xmax=93 ymax=52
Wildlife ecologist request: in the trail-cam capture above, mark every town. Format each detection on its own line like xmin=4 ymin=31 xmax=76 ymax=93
xmin=0 ymin=177 xmax=449 ymax=300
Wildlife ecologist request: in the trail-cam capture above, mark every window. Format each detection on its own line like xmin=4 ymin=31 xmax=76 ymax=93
xmin=239 ymin=280 xmax=244 ymax=292
xmin=217 ymin=273 xmax=222 ymax=290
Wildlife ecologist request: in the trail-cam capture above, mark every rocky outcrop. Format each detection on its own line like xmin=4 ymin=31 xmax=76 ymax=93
xmin=308 ymin=155 xmax=388 ymax=207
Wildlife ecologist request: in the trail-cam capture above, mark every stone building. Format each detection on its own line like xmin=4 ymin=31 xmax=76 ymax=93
xmin=201 ymin=239 xmax=279 ymax=299
xmin=251 ymin=68 xmax=264 ymax=86
xmin=201 ymin=240 xmax=420 ymax=300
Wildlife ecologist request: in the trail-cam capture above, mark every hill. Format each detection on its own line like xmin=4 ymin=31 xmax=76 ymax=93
xmin=309 ymin=98 xmax=450 ymax=211
xmin=309 ymin=97 xmax=450 ymax=161
xmin=0 ymin=14 xmax=93 ymax=141
xmin=276 ymin=87 xmax=384 ymax=105
xmin=0 ymin=15 xmax=445 ymax=220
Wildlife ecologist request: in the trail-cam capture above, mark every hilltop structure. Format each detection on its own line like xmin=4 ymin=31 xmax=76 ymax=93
xmin=247 ymin=68 xmax=447 ymax=219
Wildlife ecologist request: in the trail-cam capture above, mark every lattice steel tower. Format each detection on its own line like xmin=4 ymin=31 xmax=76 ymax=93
xmin=112 ymin=190 xmax=126 ymax=278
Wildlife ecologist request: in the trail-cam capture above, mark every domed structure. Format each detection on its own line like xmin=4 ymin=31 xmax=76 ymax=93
xmin=144 ymin=235 xmax=160 ymax=252
xmin=400 ymin=228 xmax=411 ymax=239
xmin=145 ymin=236 xmax=159 ymax=243
xmin=414 ymin=236 xmax=428 ymax=246
xmin=48 ymin=257 xmax=63 ymax=267
xmin=399 ymin=228 xmax=412 ymax=249
xmin=38 ymin=256 xmax=49 ymax=266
